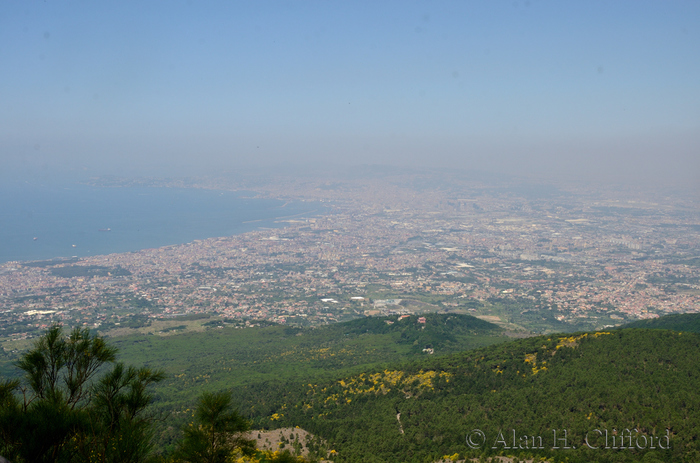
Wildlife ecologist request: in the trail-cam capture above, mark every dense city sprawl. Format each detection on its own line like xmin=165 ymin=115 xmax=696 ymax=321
xmin=1 ymin=172 xmax=698 ymax=350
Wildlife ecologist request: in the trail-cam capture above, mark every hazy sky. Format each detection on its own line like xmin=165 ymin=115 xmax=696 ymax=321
xmin=2 ymin=1 xmax=699 ymax=185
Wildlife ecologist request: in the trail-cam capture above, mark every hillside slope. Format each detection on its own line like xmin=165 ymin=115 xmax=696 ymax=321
xmin=103 ymin=313 xmax=508 ymax=451
xmin=250 ymin=329 xmax=700 ymax=463
xmin=619 ymin=313 xmax=700 ymax=333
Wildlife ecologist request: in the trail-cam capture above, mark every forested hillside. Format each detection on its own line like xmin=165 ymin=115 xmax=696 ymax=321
xmin=234 ymin=329 xmax=700 ymax=463
xmin=113 ymin=313 xmax=506 ymax=403
xmin=619 ymin=313 xmax=700 ymax=333
xmin=67 ymin=314 xmax=509 ymax=453
xmin=4 ymin=316 xmax=698 ymax=462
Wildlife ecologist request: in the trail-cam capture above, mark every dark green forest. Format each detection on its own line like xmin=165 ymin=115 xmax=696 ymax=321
xmin=248 ymin=328 xmax=700 ymax=462
xmin=2 ymin=314 xmax=699 ymax=462
xmin=619 ymin=313 xmax=700 ymax=333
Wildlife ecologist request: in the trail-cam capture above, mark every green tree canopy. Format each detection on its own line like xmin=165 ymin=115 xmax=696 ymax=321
xmin=173 ymin=391 xmax=255 ymax=463
xmin=0 ymin=324 xmax=164 ymax=463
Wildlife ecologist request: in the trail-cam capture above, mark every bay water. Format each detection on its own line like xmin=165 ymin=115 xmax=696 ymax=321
xmin=0 ymin=181 xmax=321 ymax=264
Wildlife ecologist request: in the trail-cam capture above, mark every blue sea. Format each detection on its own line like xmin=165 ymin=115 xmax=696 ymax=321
xmin=0 ymin=181 xmax=322 ymax=264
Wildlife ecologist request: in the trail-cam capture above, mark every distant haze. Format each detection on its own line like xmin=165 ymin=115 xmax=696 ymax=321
xmin=1 ymin=1 xmax=698 ymax=188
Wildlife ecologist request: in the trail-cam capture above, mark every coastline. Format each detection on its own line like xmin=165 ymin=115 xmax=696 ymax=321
xmin=0 ymin=182 xmax=327 ymax=265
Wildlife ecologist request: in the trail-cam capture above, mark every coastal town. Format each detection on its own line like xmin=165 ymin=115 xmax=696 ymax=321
xmin=1 ymin=171 xmax=699 ymax=350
